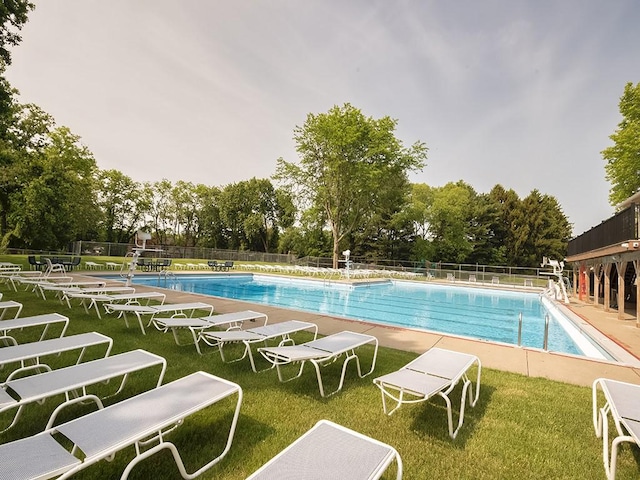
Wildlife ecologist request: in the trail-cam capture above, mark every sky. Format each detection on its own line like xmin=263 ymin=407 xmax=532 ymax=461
xmin=5 ymin=0 xmax=640 ymax=236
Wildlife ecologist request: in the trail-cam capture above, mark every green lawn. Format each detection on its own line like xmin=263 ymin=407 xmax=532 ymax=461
xmin=0 ymin=273 xmax=637 ymax=479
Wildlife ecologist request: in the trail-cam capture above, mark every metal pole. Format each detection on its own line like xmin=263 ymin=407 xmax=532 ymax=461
xmin=517 ymin=313 xmax=523 ymax=346
xmin=543 ymin=314 xmax=550 ymax=351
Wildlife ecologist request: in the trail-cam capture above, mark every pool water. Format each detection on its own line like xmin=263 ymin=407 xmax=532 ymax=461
xmin=129 ymin=273 xmax=607 ymax=359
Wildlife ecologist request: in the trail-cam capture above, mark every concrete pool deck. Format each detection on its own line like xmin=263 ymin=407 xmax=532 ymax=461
xmin=91 ymin=273 xmax=640 ymax=388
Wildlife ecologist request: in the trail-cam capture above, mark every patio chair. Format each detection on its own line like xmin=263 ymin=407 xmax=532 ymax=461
xmin=0 ymin=371 xmax=242 ymax=480
xmin=199 ymin=320 xmax=318 ymax=370
xmin=373 ymin=347 xmax=482 ymax=439
xmin=446 ymin=273 xmax=455 ymax=281
xmin=0 ymin=312 xmax=69 ymax=346
xmin=104 ymin=301 xmax=215 ymax=334
xmin=0 ymin=349 xmax=166 ymax=432
xmin=27 ymin=255 xmax=45 ymax=271
xmin=151 ymin=309 xmax=268 ymax=352
xmin=208 ymin=260 xmax=219 ymax=270
xmin=258 ymin=330 xmax=379 ymax=397
xmin=0 ymin=332 xmax=113 ymax=380
xmin=592 ymin=378 xmax=640 ymax=479
xmin=246 ymin=419 xmax=402 ymax=480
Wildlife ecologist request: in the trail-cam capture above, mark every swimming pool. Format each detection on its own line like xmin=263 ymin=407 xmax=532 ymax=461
xmin=126 ymin=273 xmax=610 ymax=359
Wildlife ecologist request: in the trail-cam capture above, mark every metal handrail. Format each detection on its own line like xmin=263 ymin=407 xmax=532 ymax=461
xmin=517 ymin=312 xmax=550 ymax=351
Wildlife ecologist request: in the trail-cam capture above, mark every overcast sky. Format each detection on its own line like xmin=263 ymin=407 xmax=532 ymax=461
xmin=5 ymin=1 xmax=640 ymax=235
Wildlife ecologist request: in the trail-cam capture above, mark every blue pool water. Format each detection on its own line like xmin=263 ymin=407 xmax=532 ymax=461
xmin=126 ymin=273 xmax=607 ymax=359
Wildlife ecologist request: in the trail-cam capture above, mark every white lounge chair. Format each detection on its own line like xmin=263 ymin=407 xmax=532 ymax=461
xmin=373 ymin=347 xmax=481 ymax=439
xmin=0 ymin=371 xmax=242 ymax=480
xmin=246 ymin=419 xmax=402 ymax=480
xmin=0 ymin=349 xmax=166 ymax=432
xmin=104 ymin=301 xmax=214 ymax=334
xmin=0 ymin=299 xmax=23 ymax=319
xmin=151 ymin=309 xmax=268 ymax=351
xmin=258 ymin=330 xmax=379 ymax=397
xmin=36 ymin=280 xmax=107 ymax=301
xmin=0 ymin=312 xmax=69 ymax=346
xmin=199 ymin=320 xmax=318 ymax=370
xmin=446 ymin=273 xmax=455 ymax=281
xmin=64 ymin=290 xmax=165 ymax=318
xmin=0 ymin=332 xmax=113 ymax=380
xmin=0 ymin=270 xmax=44 ymax=291
xmin=593 ymin=378 xmax=640 ymax=479
xmin=59 ymin=285 xmax=135 ymax=307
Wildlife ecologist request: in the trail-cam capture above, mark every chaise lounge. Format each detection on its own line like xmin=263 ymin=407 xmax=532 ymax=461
xmin=199 ymin=319 xmax=318 ymax=371
xmin=373 ymin=347 xmax=481 ymax=439
xmin=246 ymin=419 xmax=402 ymax=479
xmin=592 ymin=377 xmax=640 ymax=479
xmin=0 ymin=371 xmax=242 ymax=480
xmin=151 ymin=309 xmax=268 ymax=352
xmin=258 ymin=330 xmax=379 ymax=397
xmin=0 ymin=349 xmax=166 ymax=432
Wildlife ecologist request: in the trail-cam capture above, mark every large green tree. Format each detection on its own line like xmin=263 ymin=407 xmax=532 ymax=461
xmin=518 ymin=190 xmax=572 ymax=266
xmin=96 ymin=169 xmax=144 ymax=243
xmin=425 ymin=181 xmax=476 ymax=263
xmin=12 ymin=127 xmax=99 ymax=249
xmin=275 ymin=103 xmax=427 ymax=268
xmin=602 ymin=81 xmax=640 ymax=207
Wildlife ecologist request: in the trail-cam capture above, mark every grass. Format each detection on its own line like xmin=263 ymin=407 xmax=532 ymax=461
xmin=0 ymin=267 xmax=639 ymax=478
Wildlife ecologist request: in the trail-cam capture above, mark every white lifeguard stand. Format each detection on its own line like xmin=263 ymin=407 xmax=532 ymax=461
xmin=540 ymin=257 xmax=569 ymax=304
xmin=342 ymin=250 xmax=351 ymax=280
xmin=123 ymin=230 xmax=163 ymax=286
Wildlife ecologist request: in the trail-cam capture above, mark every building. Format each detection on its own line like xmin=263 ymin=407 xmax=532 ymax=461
xmin=566 ymin=191 xmax=640 ymax=326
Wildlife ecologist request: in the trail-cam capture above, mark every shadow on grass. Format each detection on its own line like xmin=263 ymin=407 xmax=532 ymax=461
xmin=407 ymin=381 xmax=496 ymax=448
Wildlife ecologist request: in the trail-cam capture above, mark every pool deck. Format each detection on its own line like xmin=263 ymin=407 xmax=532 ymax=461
xmin=94 ymin=274 xmax=640 ymax=388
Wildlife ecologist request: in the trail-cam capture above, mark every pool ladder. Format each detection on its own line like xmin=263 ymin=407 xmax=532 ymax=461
xmin=517 ymin=313 xmax=550 ymax=351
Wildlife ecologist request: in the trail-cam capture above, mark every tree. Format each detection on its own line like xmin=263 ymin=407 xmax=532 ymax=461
xmin=602 ymin=81 xmax=640 ymax=207
xmin=95 ymin=169 xmax=144 ymax=243
xmin=192 ymin=184 xmax=222 ymax=248
xmin=0 ymin=100 xmax=53 ymax=243
xmin=0 ymin=0 xmax=34 ymax=67
xmin=12 ymin=126 xmax=98 ymax=249
xmin=275 ymin=103 xmax=427 ymax=268
xmin=487 ymin=185 xmax=523 ymax=265
xmin=425 ymin=181 xmax=476 ymax=263
xmin=171 ymin=180 xmax=199 ymax=247
xmin=142 ymin=179 xmax=173 ymax=245
xmin=218 ymin=178 xmax=295 ymax=252
xmin=518 ymin=190 xmax=572 ymax=266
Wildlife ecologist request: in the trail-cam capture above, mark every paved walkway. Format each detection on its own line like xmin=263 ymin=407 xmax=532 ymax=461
xmin=91 ymin=274 xmax=640 ymax=388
